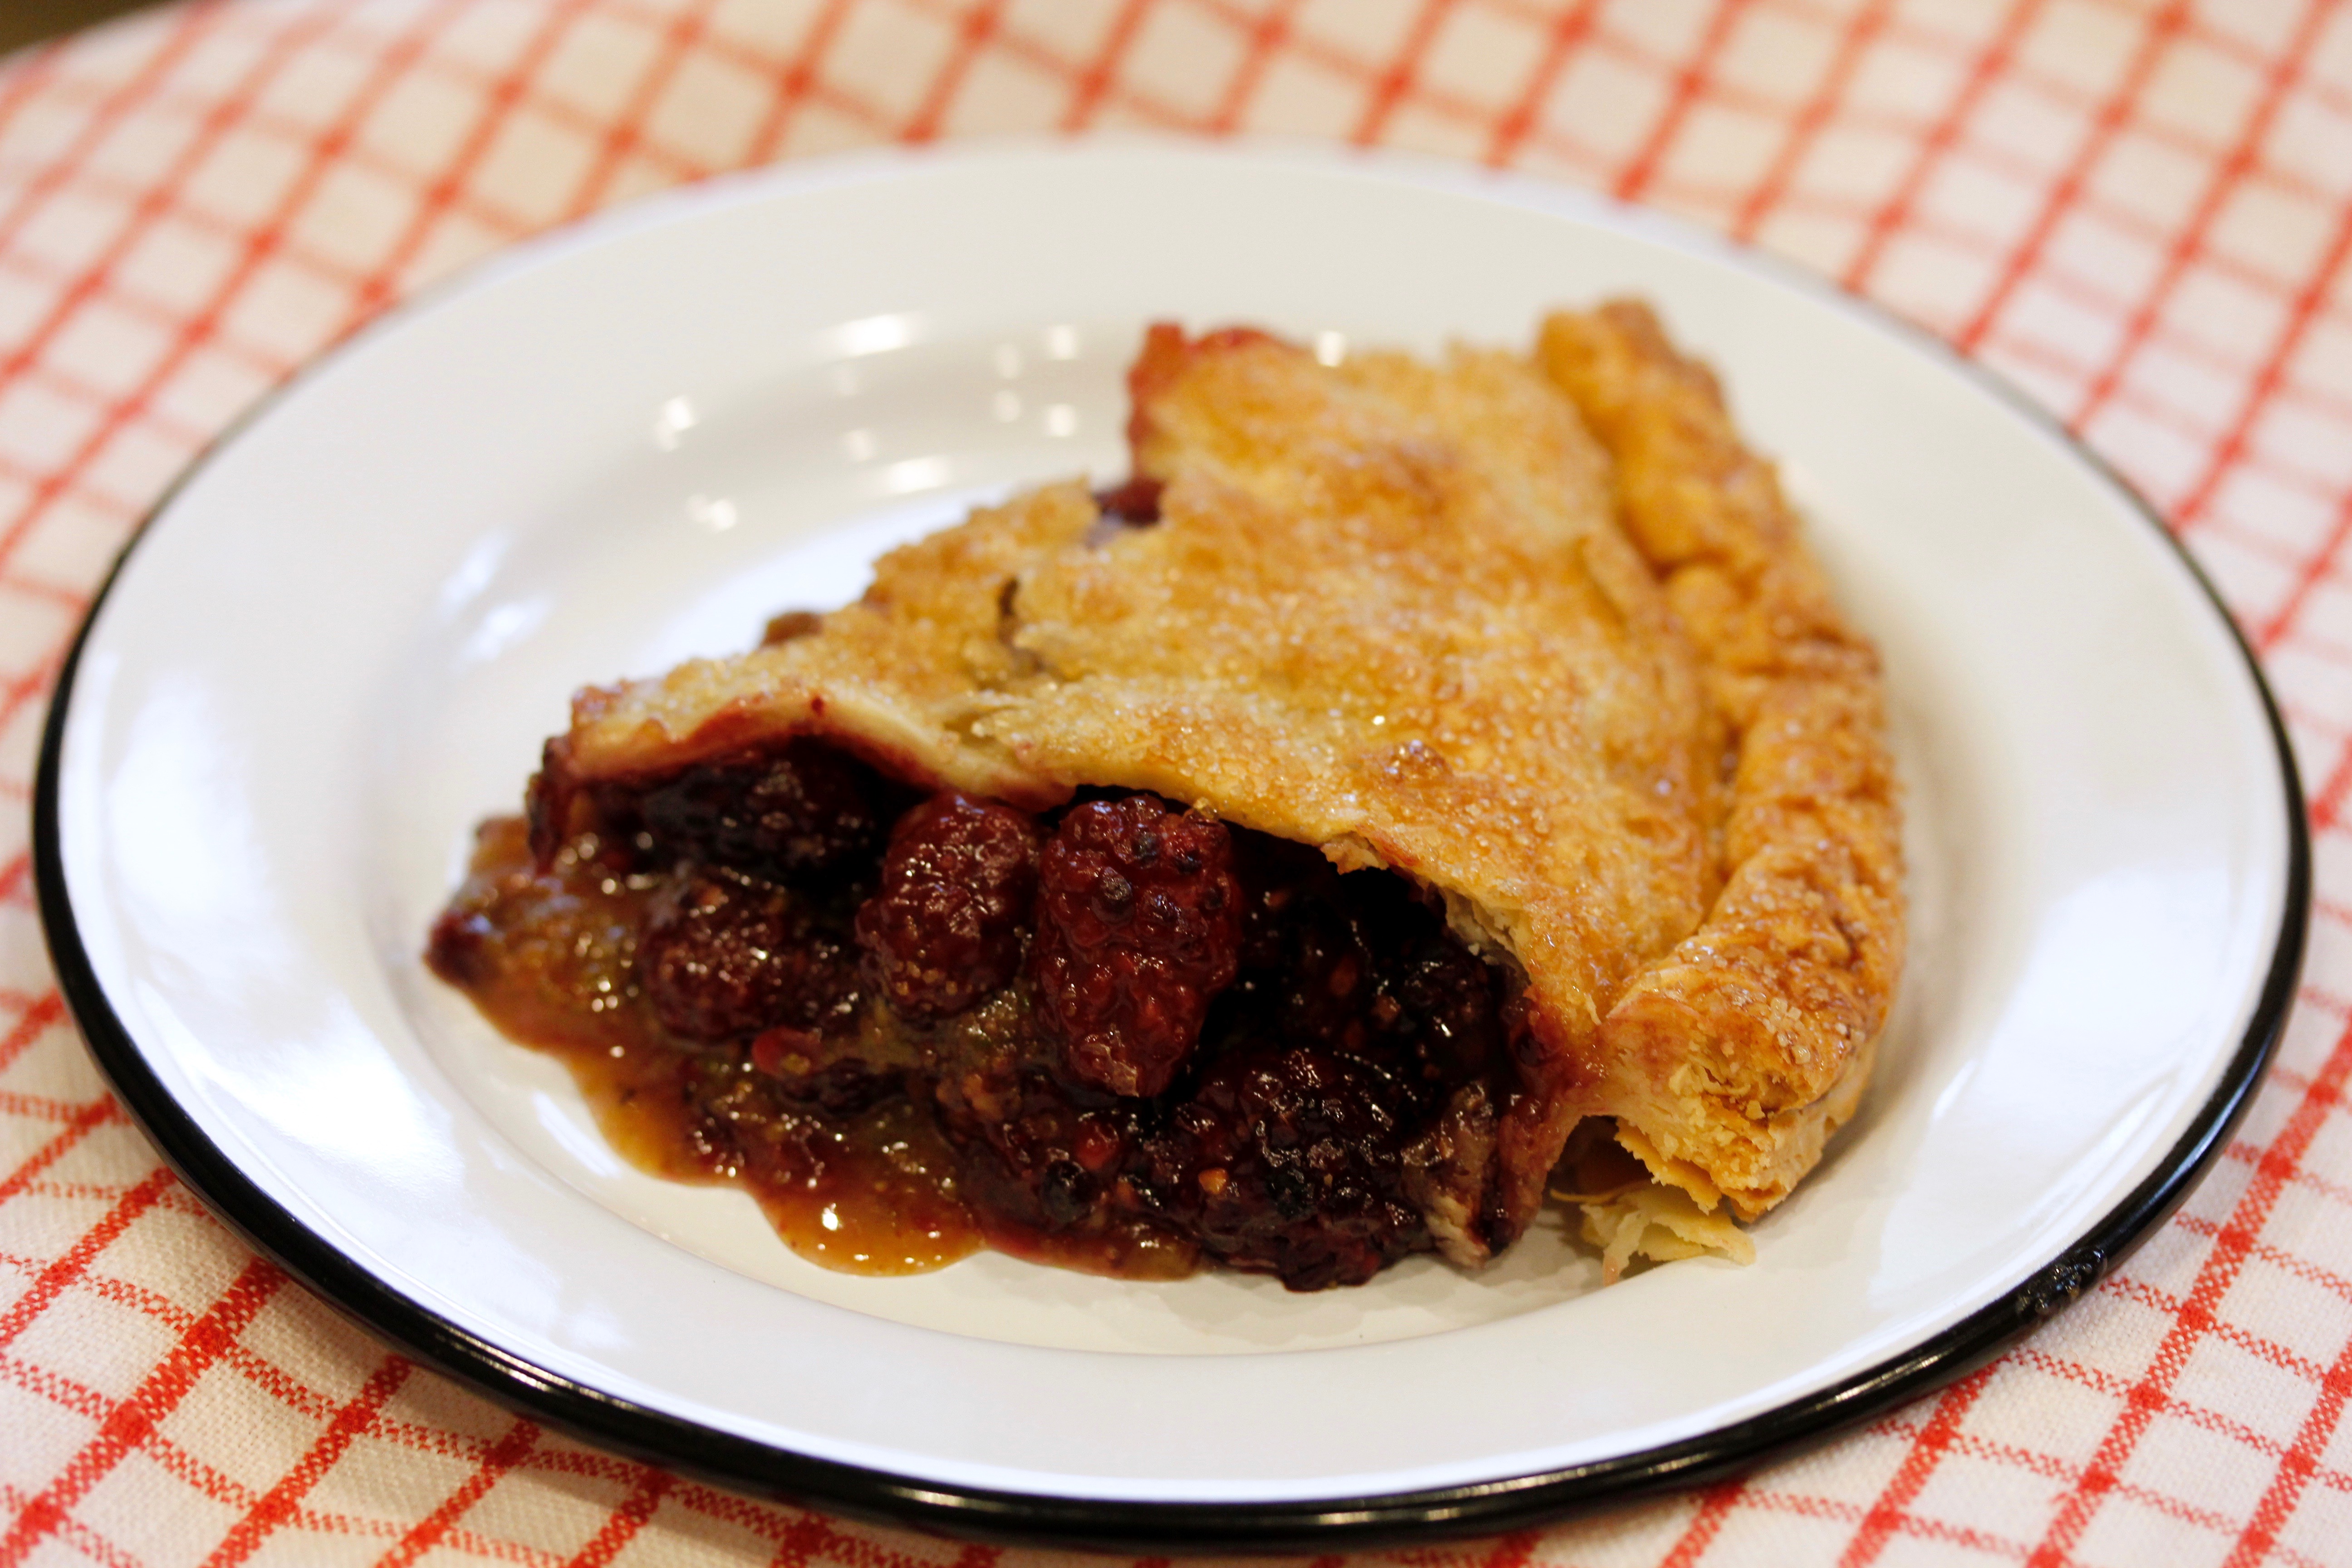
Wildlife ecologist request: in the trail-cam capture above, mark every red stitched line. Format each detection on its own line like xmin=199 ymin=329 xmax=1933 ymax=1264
xmin=0 ymin=1102 xmax=132 ymax=1228
xmin=62 ymin=9 xmax=875 ymax=531
xmin=1989 ymin=327 xmax=2352 ymax=480
xmin=760 ymin=1508 xmax=841 ymax=1566
xmin=1351 ymin=0 xmax=2352 ymax=215
xmin=2310 ymin=895 xmax=2352 ymax=936
xmin=382 ymin=1417 xmax=564 ymax=1474
xmin=0 ymin=1485 xmax=142 ymax=1568
xmin=49 ymin=150 xmax=2339 ymax=397
xmin=0 ymin=991 xmax=55 ymax=1076
xmin=0 ymin=1355 xmax=112 ymax=1433
xmin=5 ymin=1185 xmax=220 ymax=1216
xmin=1480 ymin=0 xmax=1606 ymax=167
xmin=0 ymin=1305 xmax=567 ymax=1558
xmin=2308 ymin=735 xmax=2352 ymax=837
xmin=0 ymin=1268 xmax=309 ymax=1387
xmin=1837 ymin=1365 xmax=1999 ymax=1567
xmin=1919 ymin=1354 xmax=2352 ymax=1532
xmin=0 ymin=572 xmax=92 ymax=612
xmin=1554 ymin=6 xmax=1757 ymax=108
xmin=1203 ymin=0 xmax=1301 ymax=134
xmin=1780 ymin=0 xmax=2352 ymax=171
xmin=373 ymin=1416 xmax=543 ymax=1568
xmin=1612 ymin=0 xmax=1752 ymax=203
xmin=660 ymin=8 xmax=897 ymax=135
xmin=2198 ymin=498 xmax=2352 ymax=578
xmin=1199 ymin=0 xmax=1782 ymax=141
xmin=0 ymin=1256 xmax=284 ymax=1568
xmin=0 ymin=0 xmax=481 ymax=592
xmin=0 ymin=207 xmax=364 ymax=363
xmin=1735 ymin=149 xmax=2352 ymax=319
xmin=199 ymin=1356 xmax=413 ymax=1567
xmin=265 ymin=0 xmax=715 ymax=182
xmin=341 ymin=0 xmax=602 ymax=324
xmin=0 ymin=1352 xmax=307 ymax=1532
xmin=0 ymin=830 xmax=32 ymax=870
xmin=1728 ymin=1483 xmax=2049 ymax=1559
xmin=1349 ymin=0 xmax=1458 ymax=145
xmin=2103 ymin=1271 xmax=2339 ymax=1401
xmin=641 ymin=1477 xmax=789 ymax=1538
xmin=1728 ymin=0 xmax=1896 ymax=240
xmin=609 ymin=0 xmax=2352 ymax=218
xmin=0 ymin=5 xmax=348 ymax=407
xmin=1953 ymin=0 xmax=2196 ymax=355
xmin=268 ymin=29 xmax=706 ymax=204
xmin=2168 ymin=194 xmax=2352 ymax=534
xmin=0 ymin=28 xmax=77 ymax=146
xmin=563 ymin=1468 xmax=675 ymax=1568
xmin=591 ymin=0 xmax=902 ymax=137
xmin=2114 ymin=476 xmax=2335 ymax=564
xmin=1704 ymin=1482 xmax=1870 ymax=1528
xmin=0 ymin=1089 xmax=112 ymax=1122
xmin=16 ymin=357 xmax=221 ymax=451
xmin=900 ymin=0 xmax=1012 ymax=142
xmin=0 ymin=658 xmax=66 ymax=750
xmin=2256 ymin=487 xmax=2352 ymax=650
xmin=1137 ymin=0 xmax=1965 ymax=167
xmin=2082 ymin=0 xmax=2352 ymax=123
xmin=561 ymin=0 xmax=728 ymax=217
xmin=1841 ymin=0 xmax=2045 ymax=294
xmin=2009 ymin=1333 xmax=2324 ymax=1455
xmin=1062 ymin=0 xmax=1159 ymax=131
xmin=2022 ymin=1013 xmax=2352 ymax=1564
xmin=50 ymin=9 xmax=702 ymax=200
xmin=2221 ymin=1133 xmax=2352 ymax=1222
xmin=797 ymin=0 xmax=1241 ymax=133
xmin=43 ymin=0 xmax=2339 ymax=220
xmin=740 ymin=0 xmax=857 ymax=164
xmin=2068 ymin=0 xmax=2331 ymax=431
xmin=0 ymin=0 xmax=229 ymax=250
xmin=1657 ymin=1477 xmax=1746 ymax=1567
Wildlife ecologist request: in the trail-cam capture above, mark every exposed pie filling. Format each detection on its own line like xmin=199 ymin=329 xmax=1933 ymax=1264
xmin=428 ymin=737 xmax=1526 ymax=1291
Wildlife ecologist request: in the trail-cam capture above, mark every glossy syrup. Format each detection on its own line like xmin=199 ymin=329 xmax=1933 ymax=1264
xmin=428 ymin=818 xmax=980 ymax=1274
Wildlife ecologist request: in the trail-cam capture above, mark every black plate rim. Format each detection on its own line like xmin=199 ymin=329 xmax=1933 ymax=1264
xmin=29 ymin=141 xmax=2312 ymax=1555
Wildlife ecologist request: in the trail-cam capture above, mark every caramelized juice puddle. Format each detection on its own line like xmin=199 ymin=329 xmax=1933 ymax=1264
xmin=431 ymin=818 xmax=980 ymax=1275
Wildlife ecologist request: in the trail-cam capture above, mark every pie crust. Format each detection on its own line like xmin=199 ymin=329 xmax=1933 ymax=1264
xmin=476 ymin=303 xmax=1903 ymax=1281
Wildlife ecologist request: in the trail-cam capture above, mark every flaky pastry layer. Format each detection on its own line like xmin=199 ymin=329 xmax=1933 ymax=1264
xmin=1540 ymin=304 xmax=1904 ymax=1220
xmin=540 ymin=305 xmax=1903 ymax=1251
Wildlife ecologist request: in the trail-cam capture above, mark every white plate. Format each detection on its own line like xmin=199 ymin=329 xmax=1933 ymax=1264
xmin=37 ymin=142 xmax=2304 ymax=1549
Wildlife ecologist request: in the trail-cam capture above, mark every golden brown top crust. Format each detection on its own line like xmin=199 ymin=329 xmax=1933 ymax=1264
xmin=552 ymin=306 xmax=1903 ymax=1235
xmin=1539 ymin=302 xmax=1904 ymax=1219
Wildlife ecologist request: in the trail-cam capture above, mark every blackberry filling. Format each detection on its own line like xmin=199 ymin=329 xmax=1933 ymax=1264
xmin=430 ymin=738 xmax=1528 ymax=1289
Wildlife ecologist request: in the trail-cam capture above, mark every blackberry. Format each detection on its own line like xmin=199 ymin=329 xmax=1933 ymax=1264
xmin=639 ymin=866 xmax=858 ymax=1042
xmin=1032 ymin=795 xmax=1242 ymax=1097
xmin=856 ymin=792 xmax=1040 ymax=1021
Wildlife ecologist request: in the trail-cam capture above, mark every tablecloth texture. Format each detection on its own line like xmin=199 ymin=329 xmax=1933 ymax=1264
xmin=2 ymin=0 xmax=2349 ymax=1562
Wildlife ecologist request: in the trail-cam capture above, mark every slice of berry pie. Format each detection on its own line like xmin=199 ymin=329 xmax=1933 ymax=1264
xmin=429 ymin=303 xmax=1903 ymax=1291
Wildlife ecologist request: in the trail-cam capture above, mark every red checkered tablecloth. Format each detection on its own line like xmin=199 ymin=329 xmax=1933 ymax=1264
xmin=3 ymin=0 xmax=2349 ymax=1562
